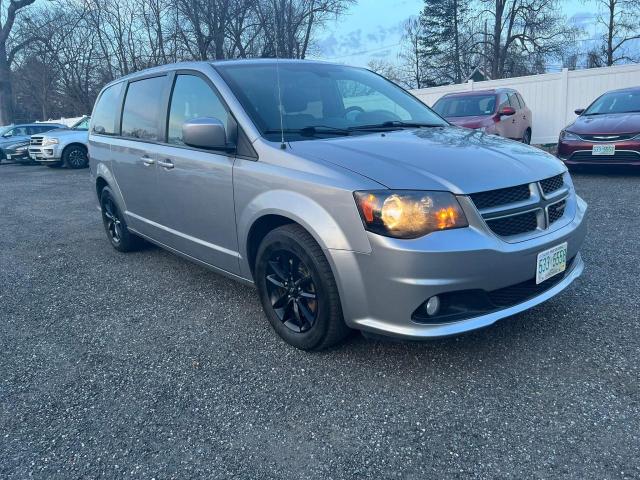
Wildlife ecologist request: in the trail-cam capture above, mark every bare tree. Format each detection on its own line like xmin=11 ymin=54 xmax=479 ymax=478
xmin=591 ymin=0 xmax=640 ymax=66
xmin=0 ymin=0 xmax=37 ymax=124
xmin=398 ymin=17 xmax=428 ymax=88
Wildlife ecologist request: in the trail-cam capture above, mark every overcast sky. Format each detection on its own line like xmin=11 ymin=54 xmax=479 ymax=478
xmin=308 ymin=0 xmax=597 ymax=68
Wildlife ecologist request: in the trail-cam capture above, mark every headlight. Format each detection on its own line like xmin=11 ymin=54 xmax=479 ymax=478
xmin=559 ymin=130 xmax=580 ymax=141
xmin=42 ymin=138 xmax=59 ymax=146
xmin=354 ymin=190 xmax=468 ymax=239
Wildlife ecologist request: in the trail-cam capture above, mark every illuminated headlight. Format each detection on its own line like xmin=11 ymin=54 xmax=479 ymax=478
xmin=42 ymin=138 xmax=59 ymax=146
xmin=354 ymin=191 xmax=468 ymax=239
xmin=559 ymin=130 xmax=580 ymax=141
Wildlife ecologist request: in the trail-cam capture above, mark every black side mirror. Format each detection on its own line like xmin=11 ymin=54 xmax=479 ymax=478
xmin=574 ymin=108 xmax=585 ymax=115
xmin=182 ymin=117 xmax=231 ymax=151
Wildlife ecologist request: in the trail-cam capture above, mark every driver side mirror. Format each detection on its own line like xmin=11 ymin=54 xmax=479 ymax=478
xmin=574 ymin=108 xmax=585 ymax=115
xmin=498 ymin=106 xmax=516 ymax=117
xmin=182 ymin=117 xmax=231 ymax=151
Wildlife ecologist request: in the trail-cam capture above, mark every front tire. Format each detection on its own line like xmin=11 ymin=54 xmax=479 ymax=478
xmin=100 ymin=186 xmax=144 ymax=252
xmin=255 ymin=224 xmax=351 ymax=351
xmin=63 ymin=145 xmax=89 ymax=169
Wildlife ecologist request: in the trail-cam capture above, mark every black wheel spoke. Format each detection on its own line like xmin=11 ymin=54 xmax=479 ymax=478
xmin=272 ymin=292 xmax=289 ymax=309
xmin=264 ymin=248 xmax=318 ymax=334
xmin=266 ymin=274 xmax=285 ymax=289
xmin=268 ymin=260 xmax=289 ymax=281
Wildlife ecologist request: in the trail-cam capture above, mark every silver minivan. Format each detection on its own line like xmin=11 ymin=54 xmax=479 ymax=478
xmin=90 ymin=60 xmax=587 ymax=350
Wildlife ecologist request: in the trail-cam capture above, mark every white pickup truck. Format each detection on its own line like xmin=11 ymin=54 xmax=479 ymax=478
xmin=29 ymin=116 xmax=90 ymax=168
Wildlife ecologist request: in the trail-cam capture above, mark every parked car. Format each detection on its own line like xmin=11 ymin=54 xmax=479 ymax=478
xmin=558 ymin=87 xmax=640 ymax=167
xmin=29 ymin=116 xmax=90 ymax=168
xmin=0 ymin=123 xmax=65 ymax=163
xmin=432 ymin=88 xmax=533 ymax=144
xmin=90 ymin=60 xmax=586 ymax=350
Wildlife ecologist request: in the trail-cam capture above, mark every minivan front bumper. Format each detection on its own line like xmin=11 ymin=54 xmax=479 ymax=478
xmin=327 ymin=195 xmax=587 ymax=339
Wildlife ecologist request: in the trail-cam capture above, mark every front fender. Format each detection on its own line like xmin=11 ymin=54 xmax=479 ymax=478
xmin=237 ymin=189 xmax=371 ymax=278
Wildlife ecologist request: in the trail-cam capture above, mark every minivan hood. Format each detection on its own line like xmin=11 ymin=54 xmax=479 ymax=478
xmin=567 ymin=112 xmax=640 ymax=135
xmin=445 ymin=116 xmax=493 ymax=129
xmin=290 ymin=127 xmax=564 ymax=193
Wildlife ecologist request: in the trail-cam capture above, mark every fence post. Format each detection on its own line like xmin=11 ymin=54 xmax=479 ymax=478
xmin=560 ymin=68 xmax=569 ymax=134
xmin=467 ymin=80 xmax=474 ymax=91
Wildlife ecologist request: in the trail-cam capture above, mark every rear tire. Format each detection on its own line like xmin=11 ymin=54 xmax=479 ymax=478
xmin=255 ymin=224 xmax=351 ymax=351
xmin=100 ymin=186 xmax=145 ymax=252
xmin=522 ymin=129 xmax=531 ymax=145
xmin=63 ymin=145 xmax=88 ymax=169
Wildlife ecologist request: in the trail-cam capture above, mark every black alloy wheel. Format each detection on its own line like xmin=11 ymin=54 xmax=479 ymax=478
xmin=255 ymin=224 xmax=351 ymax=350
xmin=100 ymin=186 xmax=144 ymax=252
xmin=264 ymin=249 xmax=318 ymax=333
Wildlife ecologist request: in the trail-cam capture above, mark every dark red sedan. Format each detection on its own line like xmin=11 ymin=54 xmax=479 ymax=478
xmin=432 ymin=88 xmax=533 ymax=144
xmin=558 ymin=87 xmax=640 ymax=167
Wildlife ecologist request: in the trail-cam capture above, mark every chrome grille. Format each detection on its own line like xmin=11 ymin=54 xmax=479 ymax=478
xmin=471 ymin=175 xmax=570 ymax=240
xmin=579 ymin=133 xmax=635 ymax=142
xmin=30 ymin=136 xmax=44 ymax=146
xmin=470 ymin=184 xmax=530 ymax=210
xmin=540 ymin=174 xmax=564 ymax=195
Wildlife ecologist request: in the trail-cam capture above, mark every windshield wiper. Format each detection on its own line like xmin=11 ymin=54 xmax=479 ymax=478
xmin=264 ymin=126 xmax=352 ymax=137
xmin=349 ymin=121 xmax=444 ymax=131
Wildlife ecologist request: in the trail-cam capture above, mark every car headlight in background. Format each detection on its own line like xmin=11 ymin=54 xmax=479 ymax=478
xmin=559 ymin=130 xmax=580 ymax=141
xmin=4 ymin=141 xmax=29 ymax=151
xmin=354 ymin=190 xmax=468 ymax=239
xmin=42 ymin=138 xmax=59 ymax=146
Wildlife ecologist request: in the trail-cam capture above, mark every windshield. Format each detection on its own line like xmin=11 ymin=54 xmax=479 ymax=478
xmin=432 ymin=94 xmax=497 ymax=117
xmin=215 ymin=62 xmax=446 ymax=141
xmin=72 ymin=117 xmax=90 ymax=130
xmin=584 ymin=90 xmax=640 ymax=115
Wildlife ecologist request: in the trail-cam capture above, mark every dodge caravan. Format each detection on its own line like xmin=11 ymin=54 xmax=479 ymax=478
xmin=89 ymin=60 xmax=587 ymax=350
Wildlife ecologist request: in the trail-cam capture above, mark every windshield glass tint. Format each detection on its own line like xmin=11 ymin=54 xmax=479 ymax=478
xmin=584 ymin=90 xmax=640 ymax=115
xmin=216 ymin=62 xmax=446 ymax=140
xmin=432 ymin=95 xmax=497 ymax=117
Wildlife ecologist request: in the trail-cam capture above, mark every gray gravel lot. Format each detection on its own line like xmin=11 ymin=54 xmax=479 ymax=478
xmin=1 ymin=163 xmax=639 ymax=479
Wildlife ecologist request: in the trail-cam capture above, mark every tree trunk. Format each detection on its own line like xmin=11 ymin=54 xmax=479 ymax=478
xmin=607 ymin=0 xmax=615 ymax=66
xmin=0 ymin=46 xmax=14 ymax=125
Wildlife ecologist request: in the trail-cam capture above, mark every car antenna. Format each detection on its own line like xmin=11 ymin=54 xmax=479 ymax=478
xmin=274 ymin=41 xmax=287 ymax=150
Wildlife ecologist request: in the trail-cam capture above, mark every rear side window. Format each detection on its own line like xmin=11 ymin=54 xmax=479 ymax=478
xmin=517 ymin=93 xmax=526 ymax=107
xmin=92 ymin=83 xmax=124 ymax=135
xmin=167 ymin=74 xmax=229 ymax=146
xmin=121 ymin=76 xmax=166 ymax=141
xmin=508 ymin=93 xmax=521 ymax=109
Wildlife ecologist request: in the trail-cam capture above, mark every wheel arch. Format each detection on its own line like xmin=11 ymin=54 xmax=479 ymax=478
xmin=238 ymin=190 xmax=371 ymax=279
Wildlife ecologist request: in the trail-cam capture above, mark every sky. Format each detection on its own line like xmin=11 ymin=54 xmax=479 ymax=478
xmin=308 ymin=0 xmax=596 ymax=68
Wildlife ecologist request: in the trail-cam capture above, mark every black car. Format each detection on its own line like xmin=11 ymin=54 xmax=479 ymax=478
xmin=0 ymin=123 xmax=65 ymax=163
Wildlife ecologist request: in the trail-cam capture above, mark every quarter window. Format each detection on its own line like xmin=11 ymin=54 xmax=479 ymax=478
xmin=121 ymin=76 xmax=166 ymax=141
xmin=92 ymin=82 xmax=124 ymax=135
xmin=508 ymin=93 xmax=521 ymax=109
xmin=167 ymin=74 xmax=229 ymax=146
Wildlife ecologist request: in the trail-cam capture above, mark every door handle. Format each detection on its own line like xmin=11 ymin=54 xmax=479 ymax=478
xmin=141 ymin=156 xmax=155 ymax=166
xmin=157 ymin=159 xmax=174 ymax=169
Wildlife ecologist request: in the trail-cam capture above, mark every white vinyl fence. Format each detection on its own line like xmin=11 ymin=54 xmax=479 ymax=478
xmin=411 ymin=63 xmax=640 ymax=145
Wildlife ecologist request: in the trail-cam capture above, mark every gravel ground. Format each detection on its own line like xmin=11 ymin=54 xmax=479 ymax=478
xmin=1 ymin=163 xmax=639 ymax=479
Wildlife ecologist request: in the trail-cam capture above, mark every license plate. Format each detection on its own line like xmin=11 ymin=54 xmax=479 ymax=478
xmin=592 ymin=144 xmax=615 ymax=156
xmin=536 ymin=242 xmax=568 ymax=284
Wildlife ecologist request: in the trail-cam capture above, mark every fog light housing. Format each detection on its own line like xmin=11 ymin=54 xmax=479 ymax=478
xmin=425 ymin=296 xmax=440 ymax=316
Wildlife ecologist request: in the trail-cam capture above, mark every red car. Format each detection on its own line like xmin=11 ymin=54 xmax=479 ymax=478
xmin=558 ymin=87 xmax=640 ymax=167
xmin=432 ymin=88 xmax=533 ymax=144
